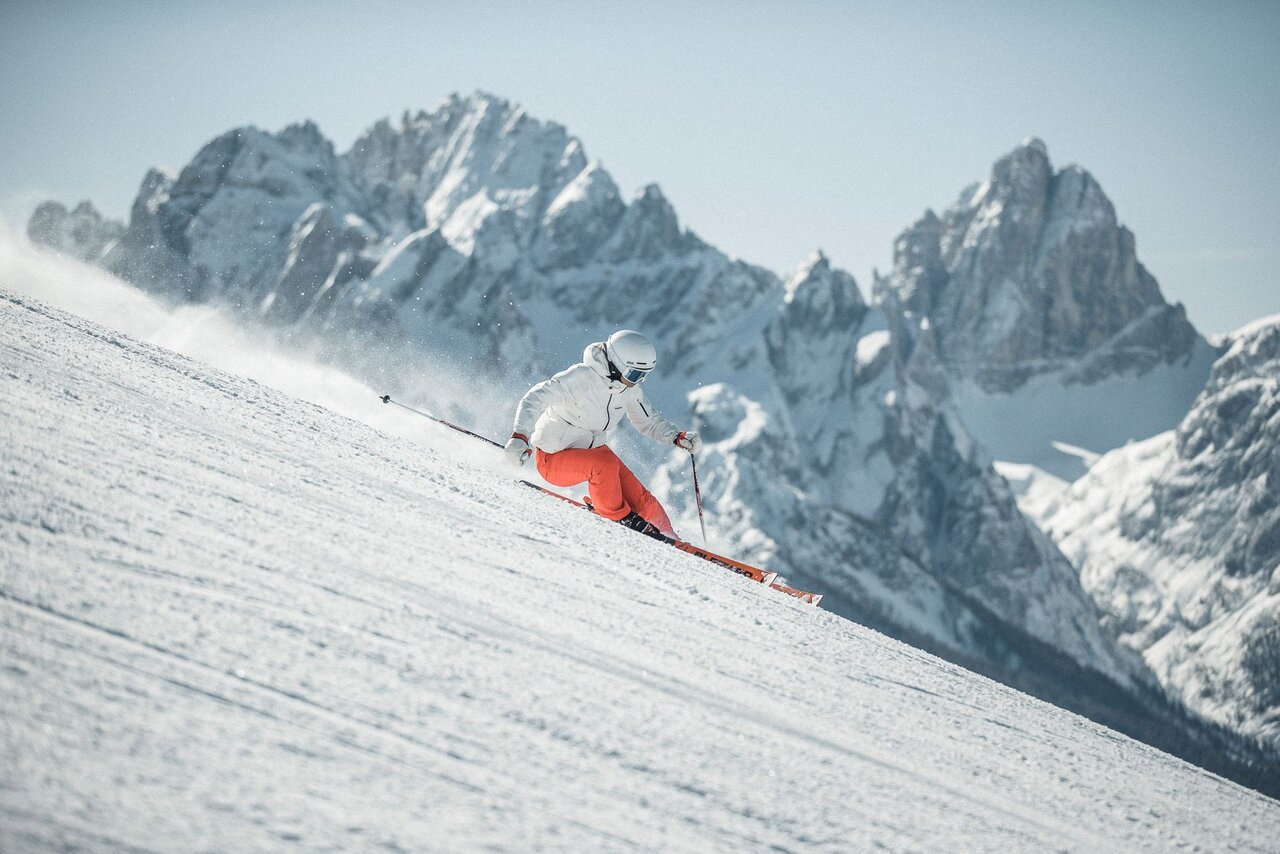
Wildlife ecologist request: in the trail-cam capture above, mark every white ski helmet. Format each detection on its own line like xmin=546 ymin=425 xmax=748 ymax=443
xmin=604 ymin=329 xmax=657 ymax=384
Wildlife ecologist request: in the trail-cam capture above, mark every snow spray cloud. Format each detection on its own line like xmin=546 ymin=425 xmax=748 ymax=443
xmin=0 ymin=228 xmax=508 ymax=462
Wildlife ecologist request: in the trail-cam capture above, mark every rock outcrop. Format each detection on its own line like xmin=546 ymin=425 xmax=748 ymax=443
xmin=1039 ymin=316 xmax=1280 ymax=750
xmin=876 ymin=138 xmax=1201 ymax=394
xmin=27 ymin=200 xmax=123 ymax=263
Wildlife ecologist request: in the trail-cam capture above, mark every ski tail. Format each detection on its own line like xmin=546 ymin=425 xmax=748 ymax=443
xmin=770 ymin=581 xmax=822 ymax=606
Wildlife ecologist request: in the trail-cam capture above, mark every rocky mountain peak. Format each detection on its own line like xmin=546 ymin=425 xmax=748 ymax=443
xmin=601 ymin=183 xmax=692 ymax=261
xmin=874 ymin=210 xmax=945 ymax=314
xmin=879 ymin=139 xmax=1203 ymax=393
xmin=535 ymin=160 xmax=625 ymax=268
xmin=1177 ymin=314 xmax=1280 ymax=466
xmin=635 ymin=182 xmax=674 ymax=213
xmin=983 ymin=135 xmax=1053 ymax=213
xmin=780 ymin=250 xmax=864 ymax=319
xmin=1019 ymin=135 xmax=1049 ymax=155
xmin=1205 ymin=314 xmax=1280 ymax=386
xmin=785 ymin=249 xmax=829 ymax=293
xmin=26 ymin=199 xmax=124 ymax=263
xmin=276 ymin=119 xmax=330 ymax=152
xmin=343 ymin=92 xmax=587 ymax=244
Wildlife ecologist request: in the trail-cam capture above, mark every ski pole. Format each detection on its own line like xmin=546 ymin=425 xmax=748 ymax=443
xmin=690 ymin=453 xmax=708 ymax=546
xmin=379 ymin=394 xmax=502 ymax=448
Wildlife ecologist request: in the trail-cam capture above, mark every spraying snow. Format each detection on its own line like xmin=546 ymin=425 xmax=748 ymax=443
xmin=0 ymin=229 xmax=499 ymax=447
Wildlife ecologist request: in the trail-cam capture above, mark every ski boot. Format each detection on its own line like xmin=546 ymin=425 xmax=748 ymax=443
xmin=618 ymin=511 xmax=665 ymax=540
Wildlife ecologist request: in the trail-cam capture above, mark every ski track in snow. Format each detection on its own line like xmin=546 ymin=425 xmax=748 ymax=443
xmin=2 ymin=288 xmax=1277 ymax=852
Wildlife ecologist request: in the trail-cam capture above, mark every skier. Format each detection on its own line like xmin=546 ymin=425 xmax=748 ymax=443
xmin=504 ymin=330 xmax=701 ymax=538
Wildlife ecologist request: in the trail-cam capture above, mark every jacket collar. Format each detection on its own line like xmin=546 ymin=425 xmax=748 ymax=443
xmin=584 ymin=342 xmax=627 ymax=391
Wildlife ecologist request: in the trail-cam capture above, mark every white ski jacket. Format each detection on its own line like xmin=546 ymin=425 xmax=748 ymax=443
xmin=513 ymin=342 xmax=681 ymax=454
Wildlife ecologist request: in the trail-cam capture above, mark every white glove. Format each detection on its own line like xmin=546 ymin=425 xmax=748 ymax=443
xmin=505 ymin=434 xmax=532 ymax=467
xmin=674 ymin=430 xmax=702 ymax=453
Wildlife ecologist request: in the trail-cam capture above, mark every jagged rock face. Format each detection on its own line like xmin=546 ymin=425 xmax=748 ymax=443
xmin=766 ymin=252 xmax=868 ymax=411
xmin=101 ymin=169 xmax=186 ymax=295
xmin=763 ymin=252 xmax=887 ymax=510
xmin=876 ymin=397 xmax=1139 ymax=683
xmin=750 ymin=251 xmax=1132 ymax=684
xmin=657 ymin=360 xmax=1144 ymax=692
xmin=533 ymin=164 xmax=626 ymax=269
xmin=877 ymin=139 xmax=1200 ymax=393
xmin=654 ymin=248 xmax=1143 ymax=688
xmin=1040 ymin=316 xmax=1280 ymax=748
xmin=35 ymin=93 xmax=773 ymax=392
xmin=91 ymin=124 xmax=363 ymax=304
xmin=345 ymin=96 xmax=586 ymax=245
xmin=26 ymin=201 xmax=123 ymax=263
xmin=164 ymin=122 xmax=361 ymax=304
xmin=264 ymin=204 xmax=376 ymax=323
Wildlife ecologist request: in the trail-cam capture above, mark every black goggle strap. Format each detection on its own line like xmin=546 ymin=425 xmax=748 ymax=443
xmin=605 ymin=345 xmax=653 ymax=383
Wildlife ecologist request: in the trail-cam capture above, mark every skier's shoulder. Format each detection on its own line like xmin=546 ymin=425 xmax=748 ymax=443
xmin=541 ymin=362 xmax=602 ymax=399
xmin=543 ymin=342 xmax=612 ymax=394
xmin=553 ymin=362 xmax=597 ymax=384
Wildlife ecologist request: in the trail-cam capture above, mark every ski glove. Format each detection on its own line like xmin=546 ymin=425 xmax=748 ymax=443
xmin=674 ymin=431 xmax=702 ymax=453
xmin=505 ymin=434 xmax=532 ymax=467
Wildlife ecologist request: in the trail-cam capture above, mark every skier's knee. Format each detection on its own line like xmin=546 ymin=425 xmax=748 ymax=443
xmin=590 ymin=452 xmax=621 ymax=478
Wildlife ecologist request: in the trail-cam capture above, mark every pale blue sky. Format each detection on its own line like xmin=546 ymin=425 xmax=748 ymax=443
xmin=2 ymin=0 xmax=1277 ymax=334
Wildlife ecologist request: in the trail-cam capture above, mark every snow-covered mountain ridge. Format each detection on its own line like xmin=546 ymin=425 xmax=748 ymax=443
xmin=4 ymin=288 xmax=1278 ymax=850
xmin=27 ymin=94 xmax=777 ymax=391
xmin=25 ymin=93 xmax=1263 ymax=776
xmin=1034 ymin=314 xmax=1280 ymax=750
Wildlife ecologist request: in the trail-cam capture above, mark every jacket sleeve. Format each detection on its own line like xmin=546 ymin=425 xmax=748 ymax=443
xmin=625 ymin=388 xmax=681 ymax=445
xmin=512 ymin=371 xmax=575 ymax=441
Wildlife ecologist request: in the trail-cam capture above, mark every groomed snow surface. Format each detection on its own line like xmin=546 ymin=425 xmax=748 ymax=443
xmin=3 ymin=288 xmax=1279 ymax=851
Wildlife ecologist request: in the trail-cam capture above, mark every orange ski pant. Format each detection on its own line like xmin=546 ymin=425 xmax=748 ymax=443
xmin=536 ymin=445 xmax=675 ymax=536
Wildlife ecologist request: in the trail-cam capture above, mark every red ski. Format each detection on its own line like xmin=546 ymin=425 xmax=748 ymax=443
xmin=522 ymin=481 xmax=821 ymax=605
xmin=770 ymin=580 xmax=823 ymax=606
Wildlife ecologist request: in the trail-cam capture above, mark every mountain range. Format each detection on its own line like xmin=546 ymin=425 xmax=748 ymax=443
xmin=28 ymin=91 xmax=1278 ymax=790
xmin=1034 ymin=314 xmax=1280 ymax=750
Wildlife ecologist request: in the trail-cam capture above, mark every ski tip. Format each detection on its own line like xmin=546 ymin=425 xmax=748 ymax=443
xmin=768 ymin=581 xmax=824 ymax=607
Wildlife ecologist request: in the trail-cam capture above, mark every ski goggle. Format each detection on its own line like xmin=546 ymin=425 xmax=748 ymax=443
xmin=621 ymin=365 xmax=652 ymax=384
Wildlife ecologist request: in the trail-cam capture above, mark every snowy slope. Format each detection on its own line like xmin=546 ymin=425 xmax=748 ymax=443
xmin=5 ymin=290 xmax=1280 ymax=850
